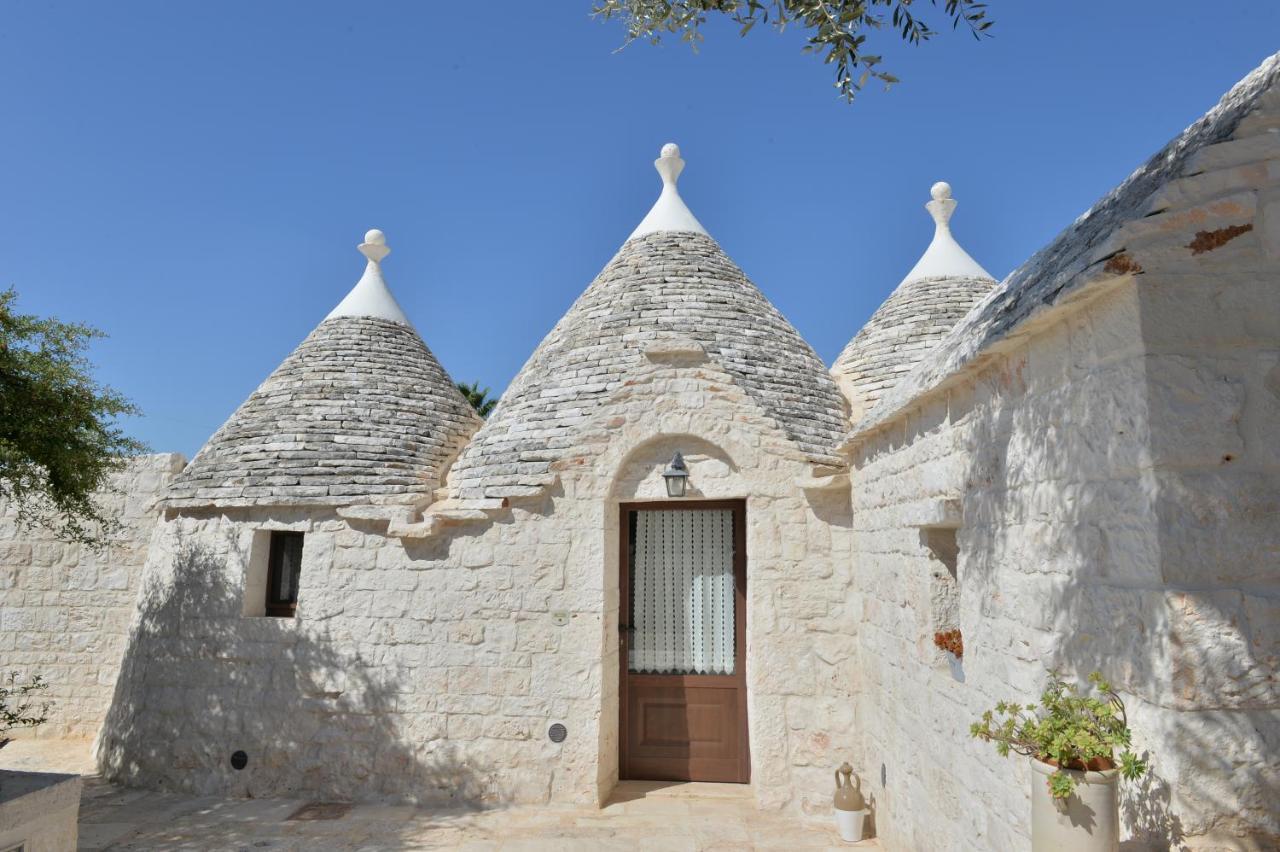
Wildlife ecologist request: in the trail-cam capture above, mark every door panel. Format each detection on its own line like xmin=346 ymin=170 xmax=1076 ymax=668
xmin=619 ymin=501 xmax=748 ymax=783
xmin=626 ymin=680 xmax=742 ymax=781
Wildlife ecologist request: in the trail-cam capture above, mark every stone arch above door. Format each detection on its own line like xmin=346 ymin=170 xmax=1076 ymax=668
xmin=610 ymin=434 xmax=741 ymax=502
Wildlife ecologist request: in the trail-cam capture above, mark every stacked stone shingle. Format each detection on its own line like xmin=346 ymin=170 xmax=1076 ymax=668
xmin=831 ymin=183 xmax=996 ymax=424
xmin=164 ymin=233 xmax=481 ymax=508
xmin=447 ymin=229 xmax=849 ymax=500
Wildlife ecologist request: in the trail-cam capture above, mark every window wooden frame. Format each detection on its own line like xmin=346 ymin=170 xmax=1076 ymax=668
xmin=265 ymin=531 xmax=304 ymax=618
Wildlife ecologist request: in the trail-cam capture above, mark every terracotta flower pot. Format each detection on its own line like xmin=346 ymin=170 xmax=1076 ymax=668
xmin=1030 ymin=758 xmax=1119 ymax=852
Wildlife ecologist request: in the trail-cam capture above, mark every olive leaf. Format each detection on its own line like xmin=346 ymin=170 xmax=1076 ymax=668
xmin=592 ymin=1 xmax=994 ymax=103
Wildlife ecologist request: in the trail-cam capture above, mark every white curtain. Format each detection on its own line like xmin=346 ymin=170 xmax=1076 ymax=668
xmin=629 ymin=509 xmax=735 ymax=675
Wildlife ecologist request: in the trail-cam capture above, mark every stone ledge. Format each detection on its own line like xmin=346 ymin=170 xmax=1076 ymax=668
xmin=644 ymin=339 xmax=709 ymax=363
xmin=901 ymin=497 xmax=963 ymax=528
xmin=0 ymin=770 xmax=81 ymax=852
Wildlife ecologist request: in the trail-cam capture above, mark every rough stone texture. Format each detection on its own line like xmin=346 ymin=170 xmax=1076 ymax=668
xmin=847 ymin=55 xmax=1280 ymax=851
xmin=98 ymin=352 xmax=856 ymax=819
xmin=0 ymin=771 xmax=81 ymax=852
xmin=4 ymin=52 xmax=1277 ymax=852
xmin=448 ymin=231 xmax=848 ymax=501
xmin=831 ymin=272 xmax=994 ymax=422
xmin=856 ymin=50 xmax=1280 ymax=440
xmin=0 ymin=453 xmax=184 ymax=738
xmin=165 ymin=316 xmax=481 ymax=508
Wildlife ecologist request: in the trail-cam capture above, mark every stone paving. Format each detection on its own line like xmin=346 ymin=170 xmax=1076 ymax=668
xmin=1 ymin=740 xmax=878 ymax=851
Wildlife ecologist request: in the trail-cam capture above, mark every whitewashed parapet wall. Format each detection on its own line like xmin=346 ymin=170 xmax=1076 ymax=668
xmin=845 ymin=54 xmax=1280 ymax=851
xmin=0 ymin=453 xmax=185 ymax=738
xmin=96 ymin=345 xmax=856 ymax=813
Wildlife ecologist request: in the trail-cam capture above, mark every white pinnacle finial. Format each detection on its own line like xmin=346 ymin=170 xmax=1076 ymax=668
xmin=897 ymin=181 xmax=993 ymax=286
xmin=926 ymin=181 xmax=957 ymax=230
xmin=327 ymin=228 xmax=410 ymax=324
xmin=628 ymin=142 xmax=708 ymax=240
xmin=359 ymin=228 xmax=390 ymax=263
xmin=656 ymin=143 xmax=685 ymax=186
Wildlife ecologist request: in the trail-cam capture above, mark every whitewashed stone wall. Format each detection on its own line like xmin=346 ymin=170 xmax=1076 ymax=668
xmin=98 ymin=351 xmax=857 ymax=815
xmin=553 ymin=349 xmax=856 ymax=813
xmin=847 ymin=93 xmax=1280 ymax=850
xmin=0 ymin=453 xmax=185 ymax=739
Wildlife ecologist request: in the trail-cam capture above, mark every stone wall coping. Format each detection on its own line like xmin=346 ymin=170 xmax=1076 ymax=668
xmin=0 ymin=769 xmax=82 ymax=812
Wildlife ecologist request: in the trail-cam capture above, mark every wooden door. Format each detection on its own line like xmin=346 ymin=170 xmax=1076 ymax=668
xmin=619 ymin=500 xmax=748 ymax=783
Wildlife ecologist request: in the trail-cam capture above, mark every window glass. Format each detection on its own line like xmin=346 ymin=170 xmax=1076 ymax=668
xmin=267 ymin=531 xmax=304 ymax=616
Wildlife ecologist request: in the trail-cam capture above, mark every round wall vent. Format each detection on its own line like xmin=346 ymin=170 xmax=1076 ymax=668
xmin=231 ymin=750 xmax=248 ymax=770
xmin=548 ymin=723 xmax=567 ymax=743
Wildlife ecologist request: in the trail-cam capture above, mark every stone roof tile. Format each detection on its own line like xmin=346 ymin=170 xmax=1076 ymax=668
xmin=448 ymin=231 xmax=848 ymax=499
xmin=832 ymin=183 xmax=996 ymax=422
xmin=165 ymin=231 xmax=482 ymax=508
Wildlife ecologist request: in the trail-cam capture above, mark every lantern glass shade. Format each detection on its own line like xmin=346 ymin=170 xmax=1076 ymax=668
xmin=662 ymin=452 xmax=689 ymax=498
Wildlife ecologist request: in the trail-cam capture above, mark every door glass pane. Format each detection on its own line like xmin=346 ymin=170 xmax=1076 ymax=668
xmin=629 ymin=509 xmax=735 ymax=675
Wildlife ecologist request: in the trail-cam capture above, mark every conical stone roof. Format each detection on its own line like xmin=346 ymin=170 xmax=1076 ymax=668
xmin=448 ymin=145 xmax=848 ymax=501
xmin=164 ymin=230 xmax=482 ymax=509
xmin=831 ymin=182 xmax=996 ymax=422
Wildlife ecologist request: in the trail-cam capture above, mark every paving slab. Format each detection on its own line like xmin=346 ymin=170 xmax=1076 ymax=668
xmin=2 ymin=739 xmax=880 ymax=850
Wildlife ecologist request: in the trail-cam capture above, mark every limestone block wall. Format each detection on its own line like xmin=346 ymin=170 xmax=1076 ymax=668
xmin=554 ymin=350 xmax=856 ymax=814
xmin=0 ymin=453 xmax=186 ymax=739
xmin=98 ymin=503 xmax=560 ymax=804
xmin=1114 ymin=135 xmax=1280 ymax=846
xmin=98 ymin=352 xmax=856 ymax=816
xmin=851 ymin=282 xmax=1153 ymax=851
xmin=848 ymin=139 xmax=1280 ymax=849
xmin=847 ymin=69 xmax=1280 ymax=850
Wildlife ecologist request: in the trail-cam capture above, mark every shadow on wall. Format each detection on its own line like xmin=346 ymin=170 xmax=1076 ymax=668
xmin=1121 ymin=763 xmax=1185 ymax=850
xmin=954 ymin=343 xmax=1276 ymax=848
xmin=95 ymin=526 xmax=485 ymax=807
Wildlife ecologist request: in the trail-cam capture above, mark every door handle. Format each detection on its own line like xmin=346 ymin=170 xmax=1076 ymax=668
xmin=618 ymin=624 xmax=636 ymax=634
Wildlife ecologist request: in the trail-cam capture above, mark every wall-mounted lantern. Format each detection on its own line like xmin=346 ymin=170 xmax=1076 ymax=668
xmin=662 ymin=452 xmax=689 ymax=498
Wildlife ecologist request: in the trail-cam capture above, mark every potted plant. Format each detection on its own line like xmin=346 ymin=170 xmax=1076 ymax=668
xmin=971 ymin=671 xmax=1148 ymax=851
xmin=933 ymin=629 xmax=963 ymax=659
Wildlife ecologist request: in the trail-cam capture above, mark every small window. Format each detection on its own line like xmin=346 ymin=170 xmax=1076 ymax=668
xmin=923 ymin=526 xmax=962 ymax=666
xmin=266 ymin=531 xmax=304 ymax=617
xmin=924 ymin=527 xmax=959 ymax=580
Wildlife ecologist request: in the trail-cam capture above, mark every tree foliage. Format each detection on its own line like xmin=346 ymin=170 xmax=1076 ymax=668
xmin=593 ymin=0 xmax=993 ymax=102
xmin=971 ymin=671 xmax=1149 ymax=799
xmin=0 ymin=289 xmax=145 ymax=547
xmin=457 ymin=380 xmax=498 ymax=418
xmin=0 ymin=672 xmax=51 ymax=750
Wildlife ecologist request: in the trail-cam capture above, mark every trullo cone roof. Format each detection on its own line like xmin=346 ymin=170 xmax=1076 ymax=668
xmin=164 ymin=230 xmax=482 ymax=509
xmin=831 ymin=182 xmax=996 ymax=423
xmin=448 ymin=145 xmax=847 ymax=501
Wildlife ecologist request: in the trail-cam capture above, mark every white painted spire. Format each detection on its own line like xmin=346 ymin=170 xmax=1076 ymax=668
xmin=898 ymin=182 xmax=993 ymax=286
xmin=326 ymin=229 xmax=412 ymax=324
xmin=628 ymin=143 xmax=709 ymax=240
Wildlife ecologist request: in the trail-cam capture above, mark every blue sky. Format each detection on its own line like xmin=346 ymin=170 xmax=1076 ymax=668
xmin=3 ymin=2 xmax=1277 ymax=457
